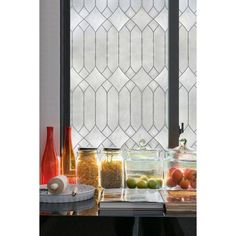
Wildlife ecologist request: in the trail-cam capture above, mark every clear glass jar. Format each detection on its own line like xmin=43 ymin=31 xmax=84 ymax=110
xmin=164 ymin=139 xmax=197 ymax=190
xmin=124 ymin=139 xmax=163 ymax=189
xmin=77 ymin=148 xmax=99 ymax=188
xmin=100 ymin=148 xmax=124 ymax=189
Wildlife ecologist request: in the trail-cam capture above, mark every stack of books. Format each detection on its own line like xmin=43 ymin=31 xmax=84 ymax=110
xmin=160 ymin=190 xmax=196 ymax=215
xmin=99 ymin=188 xmax=164 ymax=216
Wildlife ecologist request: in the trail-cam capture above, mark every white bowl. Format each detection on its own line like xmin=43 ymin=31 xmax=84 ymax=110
xmin=40 ymin=184 xmax=95 ymax=203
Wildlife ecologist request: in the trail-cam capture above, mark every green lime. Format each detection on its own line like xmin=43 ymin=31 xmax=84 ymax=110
xmin=148 ymin=179 xmax=157 ymax=189
xmin=126 ymin=178 xmax=137 ymax=189
xmin=155 ymin=179 xmax=163 ymax=189
xmin=137 ymin=180 xmax=148 ymax=189
xmin=139 ymin=175 xmax=148 ymax=182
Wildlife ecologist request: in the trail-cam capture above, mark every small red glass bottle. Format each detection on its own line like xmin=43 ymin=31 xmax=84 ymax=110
xmin=61 ymin=127 xmax=77 ymax=184
xmin=40 ymin=127 xmax=59 ymax=184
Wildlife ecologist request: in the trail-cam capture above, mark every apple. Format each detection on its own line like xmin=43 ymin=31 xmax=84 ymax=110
xmin=168 ymin=167 xmax=177 ymax=176
xmin=190 ymin=180 xmax=197 ymax=189
xmin=166 ymin=177 xmax=177 ymax=187
xmin=172 ymin=169 xmax=183 ymax=184
xmin=183 ymin=168 xmax=191 ymax=179
xmin=179 ymin=178 xmax=190 ymax=189
xmin=188 ymin=169 xmax=197 ymax=181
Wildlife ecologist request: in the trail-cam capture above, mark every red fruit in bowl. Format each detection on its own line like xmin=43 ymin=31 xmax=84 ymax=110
xmin=166 ymin=177 xmax=177 ymax=187
xmin=190 ymin=180 xmax=197 ymax=189
xmin=179 ymin=178 xmax=190 ymax=189
xmin=168 ymin=167 xmax=177 ymax=176
xmin=172 ymin=169 xmax=183 ymax=184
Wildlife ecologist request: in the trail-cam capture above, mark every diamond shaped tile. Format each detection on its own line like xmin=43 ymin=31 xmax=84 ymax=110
xmin=79 ymin=80 xmax=89 ymax=91
xmin=149 ymin=7 xmax=159 ymax=18
xmin=126 ymin=126 xmax=136 ymax=136
xmin=79 ymin=68 xmax=89 ymax=78
xmin=148 ymin=81 xmax=159 ymax=91
xmin=155 ymin=68 xmax=168 ymax=91
xmin=79 ymin=20 xmax=89 ymax=31
xmin=132 ymin=127 xmax=152 ymax=144
xmin=126 ymin=68 xmax=136 ymax=78
xmin=149 ymin=20 xmax=159 ymax=31
xmin=102 ymin=81 xmax=112 ymax=91
xmin=109 ymin=68 xmax=129 ymax=91
xmin=79 ymin=8 xmax=89 ymax=18
xmin=102 ymin=7 xmax=113 ymax=18
xmin=85 ymin=68 xmax=106 ymax=90
xmin=85 ymin=127 xmax=106 ymax=147
xmin=79 ymin=127 xmax=89 ymax=136
xmin=132 ymin=8 xmax=152 ymax=30
xmin=149 ymin=68 xmax=159 ymax=79
xmin=109 ymin=127 xmax=129 ymax=147
xmin=180 ymin=68 xmax=196 ymax=90
xmin=180 ymin=8 xmax=196 ymax=31
xmin=126 ymin=20 xmax=135 ymax=31
xmin=109 ymin=8 xmax=129 ymax=31
xmin=123 ymin=138 xmax=136 ymax=148
xmin=85 ymin=8 xmax=106 ymax=30
xmin=148 ymin=126 xmax=159 ymax=137
xmin=102 ymin=139 xmax=115 ymax=147
xmin=125 ymin=81 xmax=136 ymax=91
xmin=132 ymin=68 xmax=152 ymax=90
xmin=102 ymin=127 xmax=112 ymax=137
xmin=102 ymin=20 xmax=113 ymax=31
xmin=147 ymin=138 xmax=161 ymax=149
xmin=102 ymin=68 xmax=113 ymax=78
xmin=126 ymin=7 xmax=136 ymax=18
xmin=78 ymin=139 xmax=91 ymax=147
xmin=155 ymin=8 xmax=168 ymax=31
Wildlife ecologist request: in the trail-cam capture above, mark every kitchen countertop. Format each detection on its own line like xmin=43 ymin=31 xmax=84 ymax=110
xmin=40 ymin=189 xmax=196 ymax=217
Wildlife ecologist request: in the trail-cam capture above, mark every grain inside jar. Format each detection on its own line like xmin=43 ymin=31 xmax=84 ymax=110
xmin=100 ymin=148 xmax=124 ymax=188
xmin=77 ymin=148 xmax=99 ymax=188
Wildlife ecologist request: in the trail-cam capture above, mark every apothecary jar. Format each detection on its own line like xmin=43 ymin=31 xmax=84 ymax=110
xmin=100 ymin=148 xmax=124 ymax=189
xmin=164 ymin=139 xmax=197 ymax=190
xmin=77 ymin=148 xmax=99 ymax=188
xmin=123 ymin=139 xmax=163 ymax=189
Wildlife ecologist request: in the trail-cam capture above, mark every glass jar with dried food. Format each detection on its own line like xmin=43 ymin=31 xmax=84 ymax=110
xmin=77 ymin=148 xmax=99 ymax=188
xmin=100 ymin=148 xmax=124 ymax=189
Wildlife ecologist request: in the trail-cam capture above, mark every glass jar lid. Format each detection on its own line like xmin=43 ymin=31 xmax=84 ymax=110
xmin=124 ymin=139 xmax=159 ymax=159
xmin=167 ymin=138 xmax=196 ymax=162
xmin=78 ymin=147 xmax=97 ymax=153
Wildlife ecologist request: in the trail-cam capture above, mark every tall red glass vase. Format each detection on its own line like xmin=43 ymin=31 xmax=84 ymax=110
xmin=40 ymin=127 xmax=59 ymax=184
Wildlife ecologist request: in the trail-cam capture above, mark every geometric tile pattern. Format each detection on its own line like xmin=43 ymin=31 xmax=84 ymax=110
xmin=179 ymin=0 xmax=196 ymax=148
xmin=70 ymin=0 xmax=196 ymax=150
xmin=70 ymin=0 xmax=169 ymax=151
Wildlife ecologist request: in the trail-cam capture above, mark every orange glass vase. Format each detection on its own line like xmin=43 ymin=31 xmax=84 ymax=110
xmin=40 ymin=127 xmax=59 ymax=184
xmin=61 ymin=127 xmax=77 ymax=184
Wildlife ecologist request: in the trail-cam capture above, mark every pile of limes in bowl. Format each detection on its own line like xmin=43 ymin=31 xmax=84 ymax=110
xmin=126 ymin=175 xmax=163 ymax=189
